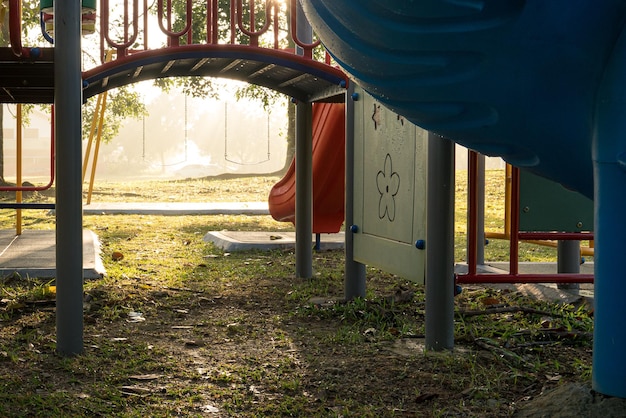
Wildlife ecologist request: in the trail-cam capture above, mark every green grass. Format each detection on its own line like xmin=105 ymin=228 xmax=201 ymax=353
xmin=0 ymin=173 xmax=596 ymax=417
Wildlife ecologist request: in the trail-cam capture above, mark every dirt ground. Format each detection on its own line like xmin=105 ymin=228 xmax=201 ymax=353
xmin=0 ymin=246 xmax=607 ymax=416
xmin=0 ymin=177 xmax=618 ymax=416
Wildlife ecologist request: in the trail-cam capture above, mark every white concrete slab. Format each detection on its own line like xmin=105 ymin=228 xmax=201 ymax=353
xmin=204 ymin=231 xmax=344 ymax=252
xmin=0 ymin=229 xmax=104 ymax=279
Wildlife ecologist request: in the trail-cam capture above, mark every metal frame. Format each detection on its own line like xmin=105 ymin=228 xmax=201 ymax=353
xmin=54 ymin=0 xmax=84 ymax=356
xmin=459 ymin=160 xmax=594 ymax=284
xmin=343 ymin=84 xmax=366 ymax=299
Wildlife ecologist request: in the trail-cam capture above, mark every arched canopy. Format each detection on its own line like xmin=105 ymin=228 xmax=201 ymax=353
xmin=82 ymin=45 xmax=348 ymax=103
xmin=0 ymin=45 xmax=348 ymax=104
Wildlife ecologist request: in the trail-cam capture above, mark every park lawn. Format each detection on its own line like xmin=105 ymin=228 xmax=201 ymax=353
xmin=0 ymin=172 xmax=593 ymax=416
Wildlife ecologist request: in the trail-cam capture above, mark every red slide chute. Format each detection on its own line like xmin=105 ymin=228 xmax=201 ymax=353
xmin=268 ymin=103 xmax=345 ymax=233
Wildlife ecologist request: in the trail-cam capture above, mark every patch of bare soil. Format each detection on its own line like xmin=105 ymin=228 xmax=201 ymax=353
xmin=514 ymin=382 xmax=626 ymax=418
xmin=0 ymin=175 xmax=610 ymax=416
xmin=0 ymin=254 xmax=602 ymax=417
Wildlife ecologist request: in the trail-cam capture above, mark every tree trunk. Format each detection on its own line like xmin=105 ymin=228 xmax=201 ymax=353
xmin=0 ymin=104 xmax=4 ymax=183
xmin=1 ymin=5 xmax=8 ymax=184
xmin=281 ymin=99 xmax=296 ymax=175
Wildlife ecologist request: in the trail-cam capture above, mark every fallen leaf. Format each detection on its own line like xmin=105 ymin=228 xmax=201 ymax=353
xmin=118 ymin=385 xmax=152 ymax=397
xmin=415 ymin=393 xmax=438 ymax=403
xmin=481 ymin=297 xmax=500 ymax=306
xmin=540 ymin=316 xmax=554 ymax=328
xmin=393 ymin=289 xmax=415 ymax=303
xmin=363 ymin=328 xmax=377 ymax=341
xmin=200 ymin=404 xmax=220 ymax=413
xmin=127 ymin=311 xmax=145 ymax=322
xmin=129 ymin=374 xmax=163 ymax=381
xmin=5 ymin=301 xmax=26 ymax=311
xmin=112 ymin=251 xmax=124 ymax=261
xmin=184 ymin=340 xmax=204 ymax=347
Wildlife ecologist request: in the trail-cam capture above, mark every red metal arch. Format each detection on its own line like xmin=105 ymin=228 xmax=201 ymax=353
xmin=82 ymin=45 xmax=348 ymax=103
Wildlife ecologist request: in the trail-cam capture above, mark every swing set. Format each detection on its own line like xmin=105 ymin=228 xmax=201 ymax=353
xmin=83 ymin=87 xmax=276 ymax=199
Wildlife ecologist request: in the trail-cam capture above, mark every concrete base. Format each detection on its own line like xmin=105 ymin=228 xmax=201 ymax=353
xmin=204 ymin=230 xmax=345 ymax=252
xmin=82 ymin=202 xmax=269 ymax=216
xmin=0 ymin=229 xmax=104 ymax=279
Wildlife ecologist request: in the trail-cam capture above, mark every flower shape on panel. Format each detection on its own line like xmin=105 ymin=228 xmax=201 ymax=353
xmin=376 ymin=153 xmax=400 ymax=222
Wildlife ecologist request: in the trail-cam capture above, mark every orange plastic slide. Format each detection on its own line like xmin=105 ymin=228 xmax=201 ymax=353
xmin=268 ymin=102 xmax=345 ymax=233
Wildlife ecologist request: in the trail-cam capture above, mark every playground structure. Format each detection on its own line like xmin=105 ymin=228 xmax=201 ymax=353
xmin=3 ymin=0 xmax=625 ymax=400
xmin=301 ymin=0 xmax=626 ymax=398
xmin=461 ymin=158 xmax=595 ymax=284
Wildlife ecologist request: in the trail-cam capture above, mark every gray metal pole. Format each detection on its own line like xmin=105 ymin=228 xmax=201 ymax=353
xmin=557 ymin=240 xmax=580 ymax=294
xmin=295 ymin=0 xmax=311 ymax=56
xmin=475 ymin=153 xmax=486 ymax=265
xmin=294 ymin=1 xmax=313 ymax=278
xmin=425 ymin=133 xmax=455 ymax=351
xmin=54 ymin=0 xmax=84 ymax=355
xmin=466 ymin=150 xmax=486 ymax=265
xmin=344 ymin=84 xmax=366 ymax=300
xmin=295 ymin=101 xmax=313 ymax=278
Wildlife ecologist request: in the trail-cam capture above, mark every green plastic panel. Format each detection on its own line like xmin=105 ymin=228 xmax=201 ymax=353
xmin=519 ymin=169 xmax=594 ymax=232
xmin=353 ymin=86 xmax=428 ymax=283
xmin=40 ymin=0 xmax=96 ymax=14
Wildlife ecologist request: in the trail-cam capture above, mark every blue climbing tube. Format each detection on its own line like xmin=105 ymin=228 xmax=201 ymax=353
xmin=299 ymin=0 xmax=626 ymax=397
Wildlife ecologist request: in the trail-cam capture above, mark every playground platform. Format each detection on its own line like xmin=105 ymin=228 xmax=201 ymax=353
xmin=0 ymin=229 xmax=104 ymax=279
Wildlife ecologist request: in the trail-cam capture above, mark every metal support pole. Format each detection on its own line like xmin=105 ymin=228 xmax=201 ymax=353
xmin=470 ymin=152 xmax=486 ymax=265
xmin=295 ymin=101 xmax=313 ymax=278
xmin=344 ymin=85 xmax=366 ymax=300
xmin=425 ymin=133 xmax=455 ymax=351
xmin=295 ymin=0 xmax=311 ymax=56
xmin=54 ymin=0 xmax=84 ymax=356
xmin=557 ymin=240 xmax=580 ymax=294
xmin=16 ymin=104 xmax=22 ymax=235
xmin=592 ymin=24 xmax=626 ymax=398
xmin=294 ymin=1 xmax=313 ymax=279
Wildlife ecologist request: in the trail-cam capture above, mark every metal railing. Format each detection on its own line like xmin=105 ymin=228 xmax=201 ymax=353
xmin=99 ymin=0 xmax=322 ymax=61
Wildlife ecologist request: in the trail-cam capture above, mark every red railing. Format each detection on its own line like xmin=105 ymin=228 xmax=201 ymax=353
xmin=0 ymin=107 xmax=55 ymax=192
xmin=99 ymin=0 xmax=322 ymax=62
xmin=459 ymin=151 xmax=594 ymax=284
xmin=101 ymin=0 xmax=142 ymax=58
xmin=8 ymin=0 xmax=27 ymax=57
